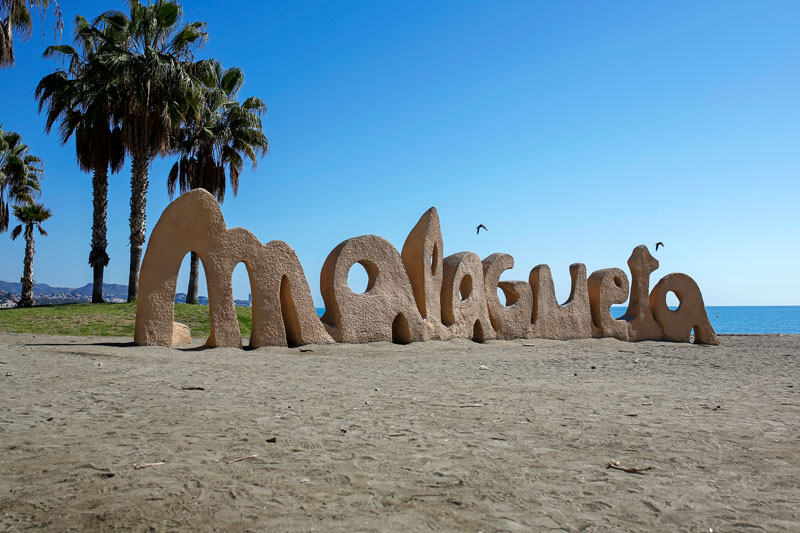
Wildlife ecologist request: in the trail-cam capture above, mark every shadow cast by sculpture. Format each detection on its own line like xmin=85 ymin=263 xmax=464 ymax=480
xmin=134 ymin=190 xmax=719 ymax=348
xmin=24 ymin=341 xmax=137 ymax=348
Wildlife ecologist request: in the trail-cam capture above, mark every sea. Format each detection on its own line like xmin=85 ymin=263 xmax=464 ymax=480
xmin=611 ymin=306 xmax=800 ymax=334
xmin=315 ymin=306 xmax=800 ymax=334
xmin=693 ymin=306 xmax=800 ymax=335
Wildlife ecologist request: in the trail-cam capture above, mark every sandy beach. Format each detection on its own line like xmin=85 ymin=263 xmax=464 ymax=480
xmin=0 ymin=333 xmax=797 ymax=531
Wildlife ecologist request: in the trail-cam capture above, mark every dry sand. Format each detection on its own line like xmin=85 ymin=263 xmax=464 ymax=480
xmin=0 ymin=333 xmax=798 ymax=532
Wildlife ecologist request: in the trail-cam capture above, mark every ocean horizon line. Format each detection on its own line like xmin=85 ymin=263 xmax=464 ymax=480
xmin=310 ymin=306 xmax=800 ymax=335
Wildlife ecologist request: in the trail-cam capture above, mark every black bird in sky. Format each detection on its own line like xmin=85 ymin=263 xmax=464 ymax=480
xmin=655 ymin=242 xmax=664 ymax=251
xmin=476 ymin=224 xmax=488 ymax=234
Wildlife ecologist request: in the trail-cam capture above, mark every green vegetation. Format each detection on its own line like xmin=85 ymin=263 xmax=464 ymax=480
xmin=1 ymin=126 xmax=43 ymax=234
xmin=2 ymin=127 xmax=49 ymax=307
xmin=33 ymin=1 xmax=268 ymax=304
xmin=3 ymin=1 xmax=268 ymax=319
xmin=10 ymin=202 xmax=52 ymax=307
xmin=92 ymin=1 xmax=209 ymax=302
xmin=36 ymin=14 xmax=126 ymax=303
xmin=167 ymin=58 xmax=268 ymax=303
xmin=0 ymin=302 xmax=252 ymax=339
xmin=1 ymin=0 xmax=63 ymax=69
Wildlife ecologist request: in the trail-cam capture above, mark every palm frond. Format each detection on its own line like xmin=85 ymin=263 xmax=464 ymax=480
xmin=167 ymin=160 xmax=179 ymax=199
xmin=42 ymin=43 xmax=78 ymax=64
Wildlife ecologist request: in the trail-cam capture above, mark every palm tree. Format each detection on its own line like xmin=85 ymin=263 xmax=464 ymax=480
xmin=35 ymin=15 xmax=125 ymax=303
xmin=168 ymin=59 xmax=269 ymax=303
xmin=0 ymin=0 xmax=62 ymax=68
xmin=92 ymin=0 xmax=207 ymax=302
xmin=10 ymin=202 xmax=52 ymax=307
xmin=0 ymin=127 xmax=42 ymax=233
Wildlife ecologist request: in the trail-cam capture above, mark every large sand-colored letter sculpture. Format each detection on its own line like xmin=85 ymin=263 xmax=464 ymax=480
xmin=483 ymin=253 xmax=532 ymax=340
xmin=320 ymin=235 xmax=425 ymax=344
xmin=134 ymin=190 xmax=332 ymax=348
xmin=134 ymin=190 xmax=719 ymax=347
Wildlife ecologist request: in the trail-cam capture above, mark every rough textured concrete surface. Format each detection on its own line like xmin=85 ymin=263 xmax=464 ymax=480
xmin=171 ymin=322 xmax=192 ymax=346
xmin=233 ymin=237 xmax=333 ymax=348
xmin=320 ymin=235 xmax=425 ymax=344
xmin=401 ymin=207 xmax=445 ymax=340
xmin=482 ymin=253 xmax=533 ymax=340
xmin=441 ymin=252 xmax=496 ymax=342
xmin=135 ymin=194 xmax=719 ymax=347
xmin=135 ymin=189 xmax=330 ymax=348
xmin=529 ymin=263 xmax=596 ymax=340
xmin=202 ymin=228 xmax=332 ymax=348
xmin=134 ymin=190 xmax=237 ymax=348
xmin=620 ymin=245 xmax=664 ymax=342
xmin=650 ymin=273 xmax=720 ymax=345
xmin=587 ymin=268 xmax=630 ymax=340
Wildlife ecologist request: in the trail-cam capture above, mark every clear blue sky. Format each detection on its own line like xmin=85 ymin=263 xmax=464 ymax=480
xmin=1 ymin=0 xmax=798 ymax=306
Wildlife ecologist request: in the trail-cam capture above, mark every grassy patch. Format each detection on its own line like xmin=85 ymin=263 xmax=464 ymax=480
xmin=0 ymin=302 xmax=252 ymax=339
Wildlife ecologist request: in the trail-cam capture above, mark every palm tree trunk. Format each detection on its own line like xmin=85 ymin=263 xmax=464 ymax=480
xmin=127 ymin=154 xmax=149 ymax=302
xmin=19 ymin=225 xmax=35 ymax=307
xmin=0 ymin=17 xmax=14 ymax=68
xmin=90 ymin=168 xmax=109 ymax=303
xmin=186 ymin=251 xmax=200 ymax=304
xmin=0 ymin=190 xmax=7 ymax=233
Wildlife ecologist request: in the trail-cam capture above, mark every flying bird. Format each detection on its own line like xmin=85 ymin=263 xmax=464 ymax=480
xmin=655 ymin=242 xmax=664 ymax=251
xmin=476 ymin=224 xmax=488 ymax=234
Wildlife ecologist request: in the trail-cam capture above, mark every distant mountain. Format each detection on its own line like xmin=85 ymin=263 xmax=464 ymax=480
xmin=174 ymin=293 xmax=209 ymax=305
xmin=175 ymin=292 xmax=249 ymax=307
xmin=0 ymin=280 xmax=59 ymax=294
xmin=0 ymin=280 xmax=250 ymax=306
xmin=0 ymin=280 xmax=128 ymax=299
xmin=70 ymin=283 xmax=129 ymax=299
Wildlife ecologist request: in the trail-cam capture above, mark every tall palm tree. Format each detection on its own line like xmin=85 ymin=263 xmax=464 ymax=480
xmin=92 ymin=0 xmax=207 ymax=302
xmin=0 ymin=0 xmax=62 ymax=68
xmin=10 ymin=202 xmax=52 ymax=307
xmin=168 ymin=59 xmax=269 ymax=303
xmin=35 ymin=15 xmax=125 ymax=303
xmin=0 ymin=127 xmax=42 ymax=233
